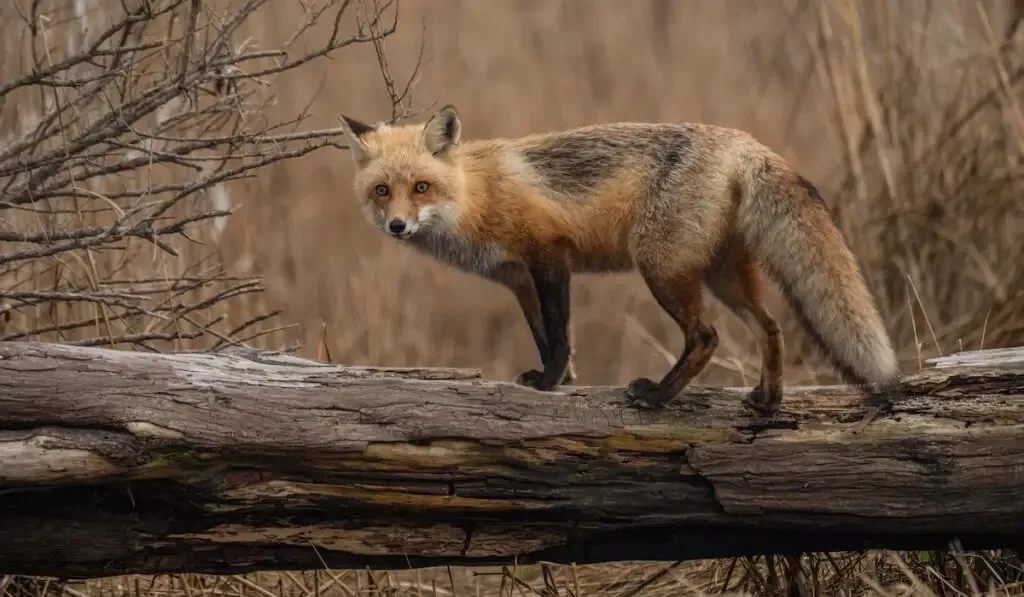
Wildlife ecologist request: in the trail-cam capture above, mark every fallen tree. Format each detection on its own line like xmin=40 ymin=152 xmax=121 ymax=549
xmin=1 ymin=341 xmax=1023 ymax=578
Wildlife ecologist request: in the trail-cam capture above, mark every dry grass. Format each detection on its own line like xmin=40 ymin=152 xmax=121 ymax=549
xmin=2 ymin=0 xmax=1024 ymax=595
xmin=4 ymin=552 xmax=1024 ymax=597
xmin=216 ymin=0 xmax=1024 ymax=387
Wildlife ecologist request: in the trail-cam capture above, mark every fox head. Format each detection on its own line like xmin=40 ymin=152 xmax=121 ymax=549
xmin=338 ymin=105 xmax=463 ymax=240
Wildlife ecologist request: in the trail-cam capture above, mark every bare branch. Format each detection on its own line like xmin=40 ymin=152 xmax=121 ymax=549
xmin=0 ymin=0 xmax=420 ymax=351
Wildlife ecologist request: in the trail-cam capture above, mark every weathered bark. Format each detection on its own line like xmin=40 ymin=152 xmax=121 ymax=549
xmin=1 ymin=341 xmax=1023 ymax=579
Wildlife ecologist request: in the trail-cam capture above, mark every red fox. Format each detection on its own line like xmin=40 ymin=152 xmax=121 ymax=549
xmin=337 ymin=105 xmax=900 ymax=414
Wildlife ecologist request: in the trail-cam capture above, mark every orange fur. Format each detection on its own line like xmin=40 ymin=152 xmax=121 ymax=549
xmin=337 ymin=105 xmax=900 ymax=413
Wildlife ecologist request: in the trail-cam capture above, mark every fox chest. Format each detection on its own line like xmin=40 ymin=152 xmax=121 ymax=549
xmin=408 ymin=230 xmax=511 ymax=277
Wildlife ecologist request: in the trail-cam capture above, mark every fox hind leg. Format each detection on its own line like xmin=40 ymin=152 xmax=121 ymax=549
xmin=627 ymin=258 xmax=719 ymax=409
xmin=707 ymin=242 xmax=785 ymax=415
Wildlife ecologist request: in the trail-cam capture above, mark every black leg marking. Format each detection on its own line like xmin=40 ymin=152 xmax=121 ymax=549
xmin=524 ymin=259 xmax=571 ymax=391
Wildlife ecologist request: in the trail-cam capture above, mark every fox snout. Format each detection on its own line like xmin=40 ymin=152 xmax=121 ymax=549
xmin=386 ymin=216 xmax=414 ymax=239
xmin=380 ymin=203 xmax=451 ymax=239
xmin=387 ymin=218 xmax=407 ymax=236
xmin=373 ymin=198 xmax=417 ymax=239
xmin=381 ymin=204 xmax=421 ymax=239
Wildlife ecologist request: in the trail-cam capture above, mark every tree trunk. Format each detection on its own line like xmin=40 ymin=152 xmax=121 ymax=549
xmin=1 ymin=341 xmax=1023 ymax=579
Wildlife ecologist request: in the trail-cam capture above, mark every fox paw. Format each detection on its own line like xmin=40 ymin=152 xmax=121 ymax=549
xmin=561 ymin=364 xmax=577 ymax=385
xmin=625 ymin=377 xmax=668 ymax=409
xmin=743 ymin=386 xmax=781 ymax=417
xmin=515 ymin=369 xmax=556 ymax=391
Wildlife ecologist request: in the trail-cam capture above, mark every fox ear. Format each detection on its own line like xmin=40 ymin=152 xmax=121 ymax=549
xmin=423 ymin=104 xmax=461 ymax=156
xmin=339 ymin=114 xmax=375 ymax=166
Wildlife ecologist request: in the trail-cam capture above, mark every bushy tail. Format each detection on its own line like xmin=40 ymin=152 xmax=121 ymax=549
xmin=736 ymin=155 xmax=899 ymax=388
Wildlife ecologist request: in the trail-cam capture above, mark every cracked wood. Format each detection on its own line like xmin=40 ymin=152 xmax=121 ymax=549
xmin=0 ymin=341 xmax=1023 ymax=578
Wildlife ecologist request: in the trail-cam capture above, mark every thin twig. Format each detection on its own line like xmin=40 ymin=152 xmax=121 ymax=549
xmin=0 ymin=0 xmax=418 ymax=351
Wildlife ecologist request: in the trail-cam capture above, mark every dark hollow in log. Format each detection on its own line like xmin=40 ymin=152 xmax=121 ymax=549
xmin=1 ymin=341 xmax=1023 ymax=578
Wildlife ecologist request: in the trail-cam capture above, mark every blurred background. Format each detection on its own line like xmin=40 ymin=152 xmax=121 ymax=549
xmin=1 ymin=0 xmax=1022 ymax=389
xmin=225 ymin=0 xmax=1024 ymax=387
xmin=1 ymin=0 xmax=1024 ymax=594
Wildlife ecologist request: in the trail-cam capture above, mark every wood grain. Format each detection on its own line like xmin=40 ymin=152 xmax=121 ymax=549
xmin=1 ymin=341 xmax=1023 ymax=578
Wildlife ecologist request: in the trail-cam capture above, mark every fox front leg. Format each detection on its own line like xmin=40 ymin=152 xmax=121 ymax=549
xmin=497 ymin=265 xmax=576 ymax=387
xmin=517 ymin=258 xmax=572 ymax=391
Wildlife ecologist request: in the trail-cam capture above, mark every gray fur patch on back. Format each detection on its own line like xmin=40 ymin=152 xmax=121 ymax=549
xmin=519 ymin=133 xmax=621 ymax=195
xmin=649 ymin=127 xmax=695 ymax=198
xmin=519 ymin=124 xmax=696 ymax=198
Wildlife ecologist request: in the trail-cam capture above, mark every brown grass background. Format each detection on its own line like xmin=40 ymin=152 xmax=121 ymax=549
xmin=2 ymin=0 xmax=1022 ymax=386
xmin=2 ymin=0 xmax=1024 ymax=595
xmin=221 ymin=0 xmax=1024 ymax=388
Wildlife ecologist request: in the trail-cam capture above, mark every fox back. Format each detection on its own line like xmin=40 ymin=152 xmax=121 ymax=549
xmin=337 ymin=105 xmax=745 ymax=277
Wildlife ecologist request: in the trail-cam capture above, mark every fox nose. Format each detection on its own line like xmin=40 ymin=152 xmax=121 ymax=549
xmin=388 ymin=218 xmax=407 ymax=235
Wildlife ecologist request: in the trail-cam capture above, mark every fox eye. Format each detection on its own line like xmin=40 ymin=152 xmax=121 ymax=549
xmin=413 ymin=181 xmax=430 ymax=194
xmin=374 ymin=184 xmax=389 ymax=197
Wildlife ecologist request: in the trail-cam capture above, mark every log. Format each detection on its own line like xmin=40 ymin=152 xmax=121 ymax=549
xmin=1 ymin=341 xmax=1023 ymax=579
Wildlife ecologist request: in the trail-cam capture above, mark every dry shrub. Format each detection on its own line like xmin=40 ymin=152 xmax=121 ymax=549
xmin=0 ymin=0 xmax=408 ymax=351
